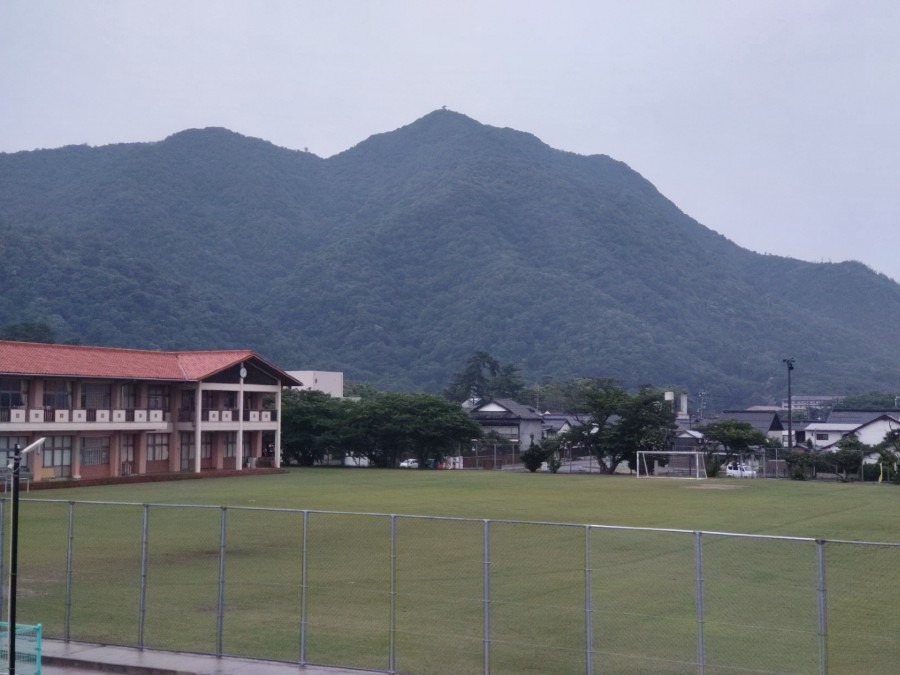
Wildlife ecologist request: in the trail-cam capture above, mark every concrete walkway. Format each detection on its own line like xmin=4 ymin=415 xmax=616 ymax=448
xmin=41 ymin=639 xmax=385 ymax=675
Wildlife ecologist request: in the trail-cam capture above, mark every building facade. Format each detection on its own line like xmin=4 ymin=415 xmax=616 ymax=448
xmin=0 ymin=341 xmax=301 ymax=483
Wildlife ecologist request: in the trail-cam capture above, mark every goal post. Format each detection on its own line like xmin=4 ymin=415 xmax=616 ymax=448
xmin=636 ymin=451 xmax=708 ymax=479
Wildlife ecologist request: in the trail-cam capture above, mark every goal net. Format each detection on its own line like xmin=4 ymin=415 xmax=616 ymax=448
xmin=636 ymin=451 xmax=707 ymax=479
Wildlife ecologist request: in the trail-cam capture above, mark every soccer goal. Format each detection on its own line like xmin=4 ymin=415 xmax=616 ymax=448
xmin=636 ymin=451 xmax=708 ymax=479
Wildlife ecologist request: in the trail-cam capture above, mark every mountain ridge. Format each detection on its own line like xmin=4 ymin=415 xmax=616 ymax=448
xmin=1 ymin=110 xmax=897 ymax=407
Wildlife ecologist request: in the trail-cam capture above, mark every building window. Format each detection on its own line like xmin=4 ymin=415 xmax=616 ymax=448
xmin=224 ymin=432 xmax=236 ymax=458
xmin=121 ymin=435 xmax=135 ymax=470
xmin=180 ymin=432 xmax=195 ymax=460
xmin=44 ymin=436 xmax=73 ymax=477
xmin=146 ymin=434 xmax=170 ymax=461
xmin=81 ymin=383 xmax=111 ymax=410
xmin=201 ymin=432 xmax=212 ymax=459
xmin=121 ymin=383 xmax=136 ymax=410
xmin=0 ymin=436 xmax=29 ymax=467
xmin=815 ymin=433 xmax=829 ymax=441
xmin=223 ymin=392 xmax=236 ymax=410
xmin=81 ymin=437 xmax=110 ymax=466
xmin=201 ymin=391 xmax=216 ymax=411
xmin=43 ymin=381 xmax=72 ymax=409
xmin=148 ymin=386 xmax=169 ymax=411
xmin=0 ymin=379 xmax=27 ymax=409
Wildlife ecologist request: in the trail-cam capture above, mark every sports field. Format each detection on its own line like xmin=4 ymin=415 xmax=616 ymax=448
xmin=12 ymin=469 xmax=900 ymax=673
xmin=24 ymin=467 xmax=900 ymax=539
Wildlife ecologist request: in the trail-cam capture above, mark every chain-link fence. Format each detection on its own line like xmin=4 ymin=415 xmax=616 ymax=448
xmin=2 ymin=498 xmax=899 ymax=674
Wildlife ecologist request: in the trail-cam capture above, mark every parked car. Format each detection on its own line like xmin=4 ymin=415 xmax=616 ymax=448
xmin=399 ymin=459 xmax=419 ymax=469
xmin=725 ymin=462 xmax=757 ymax=478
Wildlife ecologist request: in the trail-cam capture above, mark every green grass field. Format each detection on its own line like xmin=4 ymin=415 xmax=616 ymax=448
xmin=11 ymin=469 xmax=900 ymax=673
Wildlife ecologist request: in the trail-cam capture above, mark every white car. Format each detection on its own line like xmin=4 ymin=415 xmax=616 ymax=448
xmin=399 ymin=459 xmax=418 ymax=469
xmin=725 ymin=462 xmax=757 ymax=478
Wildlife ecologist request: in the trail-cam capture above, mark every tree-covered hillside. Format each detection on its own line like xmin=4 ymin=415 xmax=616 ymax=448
xmin=2 ymin=110 xmax=899 ymax=407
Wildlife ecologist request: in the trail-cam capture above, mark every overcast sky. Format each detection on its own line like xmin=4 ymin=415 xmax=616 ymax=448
xmin=3 ymin=1 xmax=898 ymax=281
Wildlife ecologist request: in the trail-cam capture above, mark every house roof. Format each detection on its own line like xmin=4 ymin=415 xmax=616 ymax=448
xmin=0 ymin=340 xmax=301 ymax=385
xmin=720 ymin=410 xmax=784 ymax=434
xmin=825 ymin=409 xmax=900 ymax=425
xmin=804 ymin=423 xmax=861 ymax=433
xmin=469 ymin=398 xmax=543 ymax=421
xmin=541 ymin=413 xmax=584 ymax=434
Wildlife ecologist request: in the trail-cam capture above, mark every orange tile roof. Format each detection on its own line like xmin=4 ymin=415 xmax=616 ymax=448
xmin=0 ymin=341 xmax=293 ymax=382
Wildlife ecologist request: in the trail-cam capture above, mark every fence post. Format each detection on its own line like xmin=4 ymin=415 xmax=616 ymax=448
xmin=216 ymin=507 xmax=228 ymax=657
xmin=483 ymin=519 xmax=491 ymax=675
xmin=694 ymin=531 xmax=705 ymax=674
xmin=65 ymin=501 xmax=75 ymax=642
xmin=816 ymin=540 xmax=828 ymax=675
xmin=389 ymin=514 xmax=397 ymax=674
xmin=138 ymin=504 xmax=150 ymax=650
xmin=299 ymin=510 xmax=309 ymax=665
xmin=584 ymin=525 xmax=593 ymax=675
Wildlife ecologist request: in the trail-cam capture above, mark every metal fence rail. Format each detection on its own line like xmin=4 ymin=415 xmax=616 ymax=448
xmin=2 ymin=498 xmax=900 ymax=674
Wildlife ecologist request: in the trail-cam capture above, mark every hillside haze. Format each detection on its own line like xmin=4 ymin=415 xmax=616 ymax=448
xmin=3 ymin=110 xmax=899 ymax=407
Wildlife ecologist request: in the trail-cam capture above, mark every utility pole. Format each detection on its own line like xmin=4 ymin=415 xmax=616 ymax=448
xmin=783 ymin=359 xmax=795 ymax=461
xmin=7 ymin=438 xmax=45 ymax=675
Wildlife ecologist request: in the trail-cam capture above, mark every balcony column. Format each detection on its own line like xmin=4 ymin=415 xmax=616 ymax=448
xmin=136 ymin=433 xmax=147 ymax=474
xmin=236 ymin=366 xmax=245 ymax=471
xmin=72 ymin=434 xmax=82 ymax=479
xmin=274 ymin=387 xmax=282 ymax=469
xmin=194 ymin=383 xmax=202 ymax=473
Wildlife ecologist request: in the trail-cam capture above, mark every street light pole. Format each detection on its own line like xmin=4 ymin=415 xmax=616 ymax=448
xmin=7 ymin=438 xmax=45 ymax=675
xmin=783 ymin=359 xmax=795 ymax=475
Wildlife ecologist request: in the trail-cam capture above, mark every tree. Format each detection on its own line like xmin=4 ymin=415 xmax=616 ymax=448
xmin=342 ymin=392 xmax=482 ymax=468
xmin=490 ymin=363 xmax=526 ymax=400
xmin=699 ymin=420 xmax=768 ymax=477
xmin=876 ymin=428 xmax=900 ymax=483
xmin=280 ymin=390 xmax=346 ymax=466
xmin=560 ymin=382 xmax=676 ymax=474
xmin=444 ymin=351 xmax=499 ymax=402
xmin=520 ymin=444 xmax=549 ymax=472
xmin=443 ymin=352 xmax=525 ymax=403
xmin=830 ymin=436 xmax=869 ymax=481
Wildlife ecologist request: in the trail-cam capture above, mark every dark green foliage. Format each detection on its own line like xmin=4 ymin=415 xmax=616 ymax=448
xmin=338 ymin=392 xmax=482 ymax=468
xmin=0 ymin=321 xmax=56 ymax=343
xmin=837 ymin=392 xmax=900 ymax=410
xmin=700 ymin=419 xmax=768 ymax=476
xmin=3 ymin=110 xmax=900 ymax=406
xmin=520 ymin=445 xmax=549 ymax=473
xmin=444 ymin=351 xmax=525 ymax=402
xmin=701 ymin=420 xmax=769 ymax=456
xmin=560 ymin=381 xmax=676 ymax=473
xmin=280 ymin=389 xmax=346 ymax=466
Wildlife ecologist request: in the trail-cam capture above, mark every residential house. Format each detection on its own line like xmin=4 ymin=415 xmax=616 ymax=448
xmin=0 ymin=341 xmax=301 ymax=483
xmin=819 ymin=414 xmax=900 ymax=452
xmin=799 ymin=423 xmax=862 ymax=449
xmin=541 ymin=413 xmax=584 ymax=439
xmin=468 ymin=399 xmax=544 ymax=451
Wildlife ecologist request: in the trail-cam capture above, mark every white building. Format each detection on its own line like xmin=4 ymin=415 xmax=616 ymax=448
xmin=288 ymin=371 xmax=344 ymax=398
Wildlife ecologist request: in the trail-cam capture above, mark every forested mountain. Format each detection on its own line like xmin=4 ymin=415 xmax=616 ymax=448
xmin=2 ymin=109 xmax=899 ymax=407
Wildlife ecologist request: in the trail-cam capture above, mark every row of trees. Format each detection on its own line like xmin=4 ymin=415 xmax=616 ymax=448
xmin=287 ymin=369 xmax=781 ymax=477
xmin=280 ymin=389 xmax=482 ymax=468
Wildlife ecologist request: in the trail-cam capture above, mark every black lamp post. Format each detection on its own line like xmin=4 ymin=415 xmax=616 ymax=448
xmin=783 ymin=359 xmax=795 ymax=464
xmin=7 ymin=438 xmax=44 ymax=675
